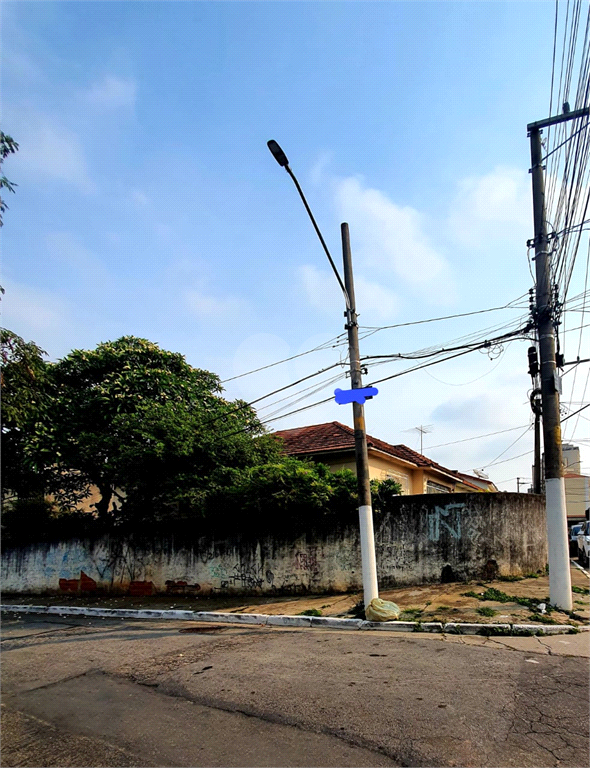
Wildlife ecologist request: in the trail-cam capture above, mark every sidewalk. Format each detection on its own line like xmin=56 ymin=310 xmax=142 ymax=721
xmin=3 ymin=563 xmax=589 ymax=632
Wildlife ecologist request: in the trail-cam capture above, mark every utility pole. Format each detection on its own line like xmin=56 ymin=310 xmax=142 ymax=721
xmin=516 ymin=477 xmax=524 ymax=493
xmin=341 ymin=223 xmax=379 ymax=608
xmin=527 ymin=105 xmax=588 ymax=610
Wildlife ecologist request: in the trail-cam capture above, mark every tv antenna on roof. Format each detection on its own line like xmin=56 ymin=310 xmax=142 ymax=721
xmin=403 ymin=424 xmax=433 ymax=455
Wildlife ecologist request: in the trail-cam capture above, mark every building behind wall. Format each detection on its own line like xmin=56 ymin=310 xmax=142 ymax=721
xmin=273 ymin=421 xmax=497 ymax=495
xmin=541 ymin=443 xmax=590 ymax=523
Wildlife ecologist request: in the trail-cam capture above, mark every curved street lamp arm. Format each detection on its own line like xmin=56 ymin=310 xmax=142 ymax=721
xmin=284 ymin=166 xmax=352 ymax=313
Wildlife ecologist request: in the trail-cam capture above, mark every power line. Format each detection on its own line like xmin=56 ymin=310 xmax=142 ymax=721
xmin=478 ymin=425 xmax=533 ymax=470
xmin=219 ymin=333 xmax=347 ymax=383
xmin=199 ymin=359 xmax=347 ymax=432
xmin=365 ymin=327 xmax=532 ymax=388
xmin=478 ymin=450 xmax=534 ymax=469
xmin=236 ymin=331 xmax=533 ymax=438
xmin=357 ymin=295 xmax=529 ymax=334
xmin=561 ymin=401 xmax=590 ymax=421
xmin=425 ymin=425 xmax=530 ymax=451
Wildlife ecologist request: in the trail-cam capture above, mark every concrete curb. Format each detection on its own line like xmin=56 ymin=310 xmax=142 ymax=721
xmin=1 ymin=604 xmax=585 ymax=635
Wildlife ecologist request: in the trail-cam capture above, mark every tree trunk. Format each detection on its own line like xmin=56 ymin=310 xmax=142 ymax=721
xmin=95 ymin=485 xmax=113 ymax=519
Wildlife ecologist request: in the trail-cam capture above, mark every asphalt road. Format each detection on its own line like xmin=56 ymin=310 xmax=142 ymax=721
xmin=1 ymin=612 xmax=588 ymax=768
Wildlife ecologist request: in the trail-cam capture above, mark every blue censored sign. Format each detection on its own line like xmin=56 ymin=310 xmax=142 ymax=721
xmin=334 ymin=387 xmax=378 ymax=405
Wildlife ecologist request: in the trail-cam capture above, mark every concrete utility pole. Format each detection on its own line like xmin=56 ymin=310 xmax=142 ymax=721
xmin=527 ymin=105 xmax=589 ymax=610
xmin=267 ymin=140 xmax=379 ymax=609
xmin=341 ymin=223 xmax=379 ymax=607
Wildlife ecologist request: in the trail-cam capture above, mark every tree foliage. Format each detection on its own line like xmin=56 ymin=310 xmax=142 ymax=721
xmin=1 ymin=329 xmax=49 ymax=502
xmin=30 ymin=336 xmax=281 ymax=522
xmin=2 ymin=332 xmax=402 ymax=543
xmin=0 ymin=131 xmax=18 ymax=227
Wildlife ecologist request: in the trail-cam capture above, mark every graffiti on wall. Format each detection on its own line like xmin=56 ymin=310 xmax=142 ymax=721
xmin=216 ymin=562 xmax=268 ymax=590
xmin=427 ymin=504 xmax=465 ymax=542
xmin=295 ymin=549 xmax=319 ymax=573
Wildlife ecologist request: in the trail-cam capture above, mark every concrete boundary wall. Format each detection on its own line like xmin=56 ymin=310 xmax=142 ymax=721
xmin=1 ymin=493 xmax=547 ymax=596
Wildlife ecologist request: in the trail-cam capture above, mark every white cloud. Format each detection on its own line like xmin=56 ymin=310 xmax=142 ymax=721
xmin=299 ymin=264 xmax=342 ymax=316
xmin=354 ymin=275 xmax=401 ymax=322
xmin=3 ymin=50 xmax=43 ymax=84
xmin=1 ymin=280 xmax=70 ymax=346
xmin=130 ymin=189 xmax=149 ymax=206
xmin=333 ymin=175 xmax=456 ymax=304
xmin=431 ymin=392 xmax=520 ymax=431
xmin=232 ymin=334 xmax=291 ymax=375
xmin=16 ymin=118 xmax=93 ymax=192
xmin=309 ymin=152 xmax=333 ymax=186
xmin=83 ymin=75 xmax=136 ymax=111
xmin=183 ymin=288 xmax=246 ymax=320
xmin=45 ymin=232 xmax=112 ymax=285
xmin=448 ymin=165 xmax=532 ymax=247
xmin=298 ymin=263 xmax=399 ymax=323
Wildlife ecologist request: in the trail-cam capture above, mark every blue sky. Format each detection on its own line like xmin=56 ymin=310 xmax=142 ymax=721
xmin=2 ymin=1 xmax=589 ymax=489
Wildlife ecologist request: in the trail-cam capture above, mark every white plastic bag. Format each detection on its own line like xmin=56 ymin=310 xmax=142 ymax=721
xmin=365 ymin=597 xmax=401 ymax=622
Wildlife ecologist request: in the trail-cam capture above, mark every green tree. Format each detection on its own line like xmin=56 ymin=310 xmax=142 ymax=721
xmin=371 ymin=477 xmax=403 ymax=513
xmin=209 ymin=458 xmax=364 ymax=534
xmin=0 ymin=329 xmax=58 ymax=543
xmin=32 ymin=336 xmax=280 ymax=523
xmin=0 ymin=131 xmax=18 ymax=227
xmin=1 ymin=329 xmax=49 ymax=501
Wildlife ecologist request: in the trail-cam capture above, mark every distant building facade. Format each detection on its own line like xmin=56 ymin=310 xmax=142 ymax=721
xmin=273 ymin=421 xmax=496 ymax=495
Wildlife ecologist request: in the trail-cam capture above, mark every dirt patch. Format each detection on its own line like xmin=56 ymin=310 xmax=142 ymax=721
xmin=3 ymin=564 xmax=589 ymax=626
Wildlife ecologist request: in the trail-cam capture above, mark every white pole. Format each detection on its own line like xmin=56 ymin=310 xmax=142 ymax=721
xmin=545 ymin=478 xmax=572 ymax=608
xmin=359 ymin=505 xmax=379 ymax=606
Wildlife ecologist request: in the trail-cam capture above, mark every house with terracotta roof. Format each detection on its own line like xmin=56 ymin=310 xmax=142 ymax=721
xmin=273 ymin=421 xmax=489 ymax=495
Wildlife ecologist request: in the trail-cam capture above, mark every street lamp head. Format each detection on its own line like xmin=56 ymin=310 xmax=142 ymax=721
xmin=267 ymin=140 xmax=290 ymax=168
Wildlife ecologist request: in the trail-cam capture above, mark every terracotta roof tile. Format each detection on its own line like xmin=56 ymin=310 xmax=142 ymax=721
xmin=273 ymin=421 xmax=460 ymax=480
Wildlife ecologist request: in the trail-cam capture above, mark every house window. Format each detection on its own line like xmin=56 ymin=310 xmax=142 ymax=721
xmin=426 ymin=480 xmax=451 ymax=494
xmin=383 ymin=470 xmax=409 ymax=494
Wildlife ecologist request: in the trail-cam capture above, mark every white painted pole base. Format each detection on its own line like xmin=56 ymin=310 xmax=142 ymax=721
xmin=545 ymin=477 xmax=573 ymax=611
xmin=358 ymin=505 xmax=379 ymax=608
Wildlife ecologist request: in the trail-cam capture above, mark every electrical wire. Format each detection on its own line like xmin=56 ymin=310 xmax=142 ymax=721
xmin=561 ymin=401 xmax=590 ymax=420
xmin=425 ymin=425 xmax=530 ymax=451
xmin=219 ymin=332 xmax=347 ymax=383
xmin=478 ymin=425 xmax=533 ymax=470
xmin=477 ymin=450 xmax=534 ymax=469
xmin=357 ymin=294 xmax=529 ymax=335
xmin=423 ymin=349 xmax=507 ymax=387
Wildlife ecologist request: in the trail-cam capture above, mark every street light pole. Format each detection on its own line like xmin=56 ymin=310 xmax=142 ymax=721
xmin=268 ymin=140 xmax=379 ymax=608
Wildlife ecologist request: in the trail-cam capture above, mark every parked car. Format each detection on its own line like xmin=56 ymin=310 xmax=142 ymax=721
xmin=569 ymin=523 xmax=584 ymax=555
xmin=577 ymin=521 xmax=590 ymax=567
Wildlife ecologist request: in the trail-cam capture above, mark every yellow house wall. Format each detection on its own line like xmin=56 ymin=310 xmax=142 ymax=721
xmin=314 ymin=452 xmax=455 ymax=495
xmin=565 ymin=475 xmax=590 ymax=520
xmin=323 ymin=453 xmax=413 ymax=493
